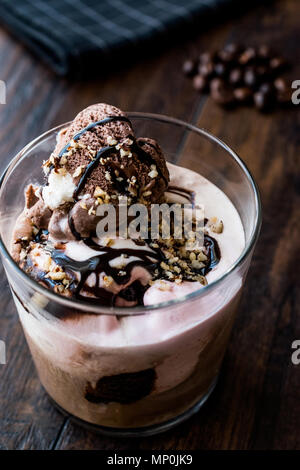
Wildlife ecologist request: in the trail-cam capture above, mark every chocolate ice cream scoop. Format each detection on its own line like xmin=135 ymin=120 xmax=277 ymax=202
xmin=43 ymin=103 xmax=169 ymax=209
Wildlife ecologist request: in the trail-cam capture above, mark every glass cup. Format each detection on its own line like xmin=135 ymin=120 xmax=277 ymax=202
xmin=0 ymin=113 xmax=261 ymax=436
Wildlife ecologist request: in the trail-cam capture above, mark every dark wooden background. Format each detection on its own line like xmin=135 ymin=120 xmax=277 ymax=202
xmin=0 ymin=0 xmax=299 ymax=450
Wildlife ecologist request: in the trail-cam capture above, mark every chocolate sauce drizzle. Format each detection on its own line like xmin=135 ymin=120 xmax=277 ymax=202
xmin=204 ymin=235 xmax=220 ymax=271
xmin=34 ymin=218 xmax=220 ymax=307
xmin=49 ymin=238 xmax=160 ymax=306
xmin=166 ymin=185 xmax=195 ymax=206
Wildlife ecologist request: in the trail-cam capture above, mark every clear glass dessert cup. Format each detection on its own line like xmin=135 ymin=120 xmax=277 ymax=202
xmin=0 ymin=113 xmax=261 ymax=437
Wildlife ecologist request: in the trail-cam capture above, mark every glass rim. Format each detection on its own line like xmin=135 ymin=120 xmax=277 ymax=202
xmin=0 ymin=112 xmax=262 ymax=315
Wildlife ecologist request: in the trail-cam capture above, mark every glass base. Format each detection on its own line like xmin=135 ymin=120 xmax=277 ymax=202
xmin=47 ymin=376 xmax=218 ymax=437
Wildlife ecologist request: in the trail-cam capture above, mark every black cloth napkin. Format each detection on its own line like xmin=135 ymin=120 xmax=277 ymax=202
xmin=0 ymin=0 xmax=242 ymax=78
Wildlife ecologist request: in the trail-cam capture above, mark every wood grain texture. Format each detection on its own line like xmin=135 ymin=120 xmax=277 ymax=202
xmin=0 ymin=0 xmax=299 ymax=450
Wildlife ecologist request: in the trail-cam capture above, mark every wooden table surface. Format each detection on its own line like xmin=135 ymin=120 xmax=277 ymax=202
xmin=0 ymin=0 xmax=299 ymax=451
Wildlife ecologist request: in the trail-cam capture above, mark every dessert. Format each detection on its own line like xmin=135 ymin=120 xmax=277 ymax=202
xmin=9 ymin=104 xmax=245 ymax=430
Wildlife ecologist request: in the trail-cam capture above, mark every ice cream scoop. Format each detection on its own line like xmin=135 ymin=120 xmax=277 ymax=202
xmin=43 ymin=103 xmax=169 ymax=211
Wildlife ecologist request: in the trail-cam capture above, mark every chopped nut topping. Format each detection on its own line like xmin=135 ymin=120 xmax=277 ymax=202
xmin=88 ymin=206 xmax=96 ymax=216
xmin=60 ymin=155 xmax=67 ymax=165
xmin=120 ymin=148 xmax=132 ymax=158
xmin=191 ymin=259 xmax=205 ymax=269
xmin=73 ymin=165 xmax=85 ymax=178
xmin=101 ymin=237 xmax=113 ymax=247
xmin=197 ymin=251 xmax=207 ymax=262
xmin=208 ymin=217 xmax=224 ymax=233
xmin=160 ymin=261 xmax=169 ymax=271
xmin=55 ymin=167 xmax=67 ymax=176
xmin=107 ymin=136 xmax=117 ymax=146
xmin=87 ymin=146 xmax=96 ymax=158
xmin=158 ymin=280 xmax=172 ymax=291
xmin=165 ymin=270 xmax=174 ymax=279
xmin=47 ymin=271 xmax=66 ymax=281
xmin=148 ymin=169 xmax=158 ymax=178
xmin=43 ymin=256 xmax=52 ymax=272
xmin=69 ymin=139 xmax=86 ymax=150
xmin=79 ymin=202 xmax=87 ymax=210
xmin=150 ymin=242 xmax=159 ymax=248
xmin=94 ymin=186 xmax=106 ymax=198
xmin=123 ymin=138 xmax=133 ymax=146
xmin=103 ymin=275 xmax=113 ymax=287
xmin=56 ymin=285 xmax=65 ymax=293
